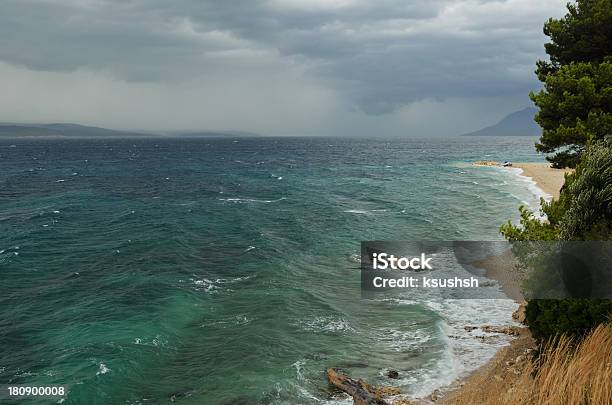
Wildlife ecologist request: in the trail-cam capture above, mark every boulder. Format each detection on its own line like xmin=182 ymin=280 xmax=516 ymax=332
xmin=512 ymin=301 xmax=528 ymax=324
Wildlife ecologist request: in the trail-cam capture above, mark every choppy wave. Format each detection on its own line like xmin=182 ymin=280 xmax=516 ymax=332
xmin=96 ymin=363 xmax=111 ymax=376
xmin=218 ymin=197 xmax=286 ymax=203
xmin=0 ymin=136 xmax=545 ymax=404
xmin=296 ymin=316 xmax=356 ymax=334
xmin=343 ymin=208 xmax=388 ymax=214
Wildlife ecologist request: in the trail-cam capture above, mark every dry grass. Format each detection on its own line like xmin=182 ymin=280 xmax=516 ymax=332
xmin=441 ymin=324 xmax=612 ymax=405
xmin=515 ymin=324 xmax=612 ymax=405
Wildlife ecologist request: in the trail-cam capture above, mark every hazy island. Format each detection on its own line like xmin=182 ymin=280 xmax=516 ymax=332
xmin=0 ymin=123 xmax=261 ymax=138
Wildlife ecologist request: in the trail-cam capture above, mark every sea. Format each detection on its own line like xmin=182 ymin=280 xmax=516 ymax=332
xmin=0 ymin=136 xmax=547 ymax=404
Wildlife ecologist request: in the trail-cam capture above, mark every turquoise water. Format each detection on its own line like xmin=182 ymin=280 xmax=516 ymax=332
xmin=0 ymin=136 xmax=545 ymax=404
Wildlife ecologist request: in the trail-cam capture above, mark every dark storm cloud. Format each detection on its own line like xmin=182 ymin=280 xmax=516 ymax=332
xmin=0 ymin=0 xmax=566 ymax=132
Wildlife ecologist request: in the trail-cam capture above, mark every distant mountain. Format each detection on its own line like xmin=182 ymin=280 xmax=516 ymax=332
xmin=460 ymin=107 xmax=540 ymax=136
xmin=0 ymin=123 xmax=262 ymax=138
xmin=0 ymin=123 xmax=151 ymax=137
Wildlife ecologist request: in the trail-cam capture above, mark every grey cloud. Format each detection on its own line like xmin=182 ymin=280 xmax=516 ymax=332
xmin=0 ymin=0 xmax=567 ymax=131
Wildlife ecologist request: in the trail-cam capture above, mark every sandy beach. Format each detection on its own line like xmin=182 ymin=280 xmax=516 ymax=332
xmin=512 ymin=163 xmax=573 ymax=200
xmin=474 ymin=161 xmax=573 ymax=199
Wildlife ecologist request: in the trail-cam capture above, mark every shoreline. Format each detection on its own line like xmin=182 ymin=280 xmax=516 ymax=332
xmin=386 ymin=161 xmax=568 ymax=404
xmin=471 ymin=160 xmax=574 ymax=303
xmin=438 ymin=327 xmax=535 ymax=404
xmin=474 ymin=161 xmax=574 ymax=200
xmin=511 ymin=163 xmax=573 ymax=200
xmin=427 ymin=161 xmax=572 ymax=403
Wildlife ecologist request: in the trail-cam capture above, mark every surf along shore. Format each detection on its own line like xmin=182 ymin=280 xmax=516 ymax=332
xmin=328 ymin=162 xmax=572 ymax=404
xmin=474 ymin=161 xmax=573 ymax=199
xmin=433 ymin=161 xmax=573 ymax=404
xmin=468 ymin=162 xmax=574 ymax=303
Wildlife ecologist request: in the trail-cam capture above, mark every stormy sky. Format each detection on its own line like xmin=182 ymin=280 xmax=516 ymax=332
xmin=0 ymin=0 xmax=567 ymax=136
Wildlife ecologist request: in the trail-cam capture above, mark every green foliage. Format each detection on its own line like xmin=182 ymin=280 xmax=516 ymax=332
xmin=505 ymin=0 xmax=612 ymax=346
xmin=499 ymin=181 xmax=572 ymax=241
xmin=499 ymin=205 xmax=558 ymax=241
xmin=536 ymin=0 xmax=612 ymax=80
xmin=560 ymin=139 xmax=612 ymax=239
xmin=532 ymin=0 xmax=612 ymax=168
xmin=501 ymin=142 xmax=612 ymax=342
xmin=498 ymin=139 xmax=611 ymax=240
xmin=531 ymin=61 xmax=612 ymax=168
xmin=525 ymin=299 xmax=612 ymax=342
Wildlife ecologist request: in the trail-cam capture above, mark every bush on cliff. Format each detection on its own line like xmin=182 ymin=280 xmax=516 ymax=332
xmin=501 ymin=140 xmax=612 ymax=343
xmin=502 ymin=0 xmax=612 ymax=344
xmin=525 ymin=299 xmax=612 ymax=342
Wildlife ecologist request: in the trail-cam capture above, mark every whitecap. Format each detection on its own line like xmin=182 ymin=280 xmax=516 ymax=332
xmin=343 ymin=209 xmax=369 ymax=214
xmin=191 ymin=275 xmax=251 ymax=293
xmin=297 ymin=316 xmax=355 ymax=333
xmin=201 ymin=314 xmax=252 ymax=328
xmin=375 ymin=327 xmax=434 ymax=352
xmin=152 ymin=335 xmax=167 ymax=347
xmin=96 ymin=363 xmax=110 ymax=375
xmin=348 ymin=253 xmax=361 ymax=263
xmin=213 ymin=275 xmax=253 ymax=284
xmin=218 ymin=197 xmax=286 ymax=204
xmin=193 ymin=278 xmax=218 ymax=293
xmin=291 ymin=359 xmax=306 ymax=381
xmin=343 ymin=208 xmax=387 ymax=214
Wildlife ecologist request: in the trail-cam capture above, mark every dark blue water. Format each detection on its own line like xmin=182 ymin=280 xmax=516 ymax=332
xmin=0 ymin=136 xmax=544 ymax=404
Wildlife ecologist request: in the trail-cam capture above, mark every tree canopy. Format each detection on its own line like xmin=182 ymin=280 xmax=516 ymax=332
xmin=559 ymin=138 xmax=612 ymax=239
xmin=531 ymin=61 xmax=612 ymax=168
xmin=503 ymin=0 xmax=612 ymax=345
xmin=535 ymin=0 xmax=612 ymax=81
xmin=533 ymin=0 xmax=611 ymax=168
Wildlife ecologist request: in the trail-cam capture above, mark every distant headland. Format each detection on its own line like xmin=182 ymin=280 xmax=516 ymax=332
xmin=460 ymin=107 xmax=540 ymax=137
xmin=0 ymin=123 xmax=261 ymax=138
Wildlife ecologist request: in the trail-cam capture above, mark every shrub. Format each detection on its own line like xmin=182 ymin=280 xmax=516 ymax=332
xmin=525 ymin=299 xmax=612 ymax=343
xmin=501 ymin=140 xmax=612 ymax=343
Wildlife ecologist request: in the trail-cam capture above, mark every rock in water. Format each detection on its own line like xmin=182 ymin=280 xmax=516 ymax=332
xmin=326 ymin=368 xmax=395 ymax=405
